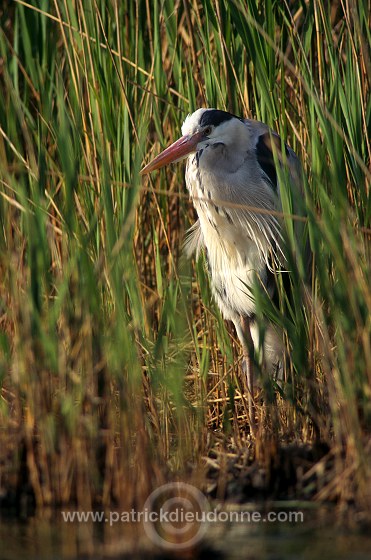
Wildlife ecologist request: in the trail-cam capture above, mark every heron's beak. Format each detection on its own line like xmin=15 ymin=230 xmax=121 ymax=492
xmin=140 ymin=131 xmax=203 ymax=175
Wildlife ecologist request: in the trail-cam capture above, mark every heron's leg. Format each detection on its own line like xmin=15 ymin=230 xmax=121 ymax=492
xmin=240 ymin=315 xmax=256 ymax=433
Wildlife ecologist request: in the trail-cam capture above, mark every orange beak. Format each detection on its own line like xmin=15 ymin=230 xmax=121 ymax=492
xmin=140 ymin=131 xmax=204 ymax=175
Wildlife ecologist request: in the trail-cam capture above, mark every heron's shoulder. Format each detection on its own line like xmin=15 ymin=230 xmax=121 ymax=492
xmin=242 ymin=119 xmax=295 ymax=156
xmin=241 ymin=118 xmax=301 ymax=190
xmin=242 ymin=118 xmax=270 ymax=137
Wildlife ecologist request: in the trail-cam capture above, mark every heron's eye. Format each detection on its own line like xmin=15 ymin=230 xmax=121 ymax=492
xmin=203 ymin=126 xmax=212 ymax=137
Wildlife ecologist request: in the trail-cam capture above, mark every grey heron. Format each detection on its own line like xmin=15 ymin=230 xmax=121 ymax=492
xmin=141 ymin=108 xmax=303 ymax=430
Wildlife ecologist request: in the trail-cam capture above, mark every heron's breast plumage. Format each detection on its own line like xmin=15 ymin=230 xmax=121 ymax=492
xmin=186 ymin=151 xmax=268 ymax=322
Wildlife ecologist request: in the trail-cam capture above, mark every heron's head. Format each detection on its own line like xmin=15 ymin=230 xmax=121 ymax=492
xmin=140 ymin=108 xmax=247 ymax=175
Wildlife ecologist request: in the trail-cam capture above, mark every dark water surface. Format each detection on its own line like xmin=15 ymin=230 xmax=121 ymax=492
xmin=0 ymin=504 xmax=370 ymax=559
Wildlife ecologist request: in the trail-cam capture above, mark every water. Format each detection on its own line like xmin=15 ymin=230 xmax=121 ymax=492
xmin=207 ymin=509 xmax=371 ymax=560
xmin=0 ymin=505 xmax=370 ymax=559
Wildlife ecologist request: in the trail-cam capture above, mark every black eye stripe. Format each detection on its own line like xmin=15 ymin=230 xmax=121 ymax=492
xmin=199 ymin=109 xmax=242 ymax=128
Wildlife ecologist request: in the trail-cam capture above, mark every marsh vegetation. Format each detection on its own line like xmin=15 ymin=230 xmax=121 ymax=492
xmin=0 ymin=0 xmax=370 ymax=536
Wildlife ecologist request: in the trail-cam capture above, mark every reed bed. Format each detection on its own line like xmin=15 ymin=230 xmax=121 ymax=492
xmin=0 ymin=0 xmax=370 ymax=520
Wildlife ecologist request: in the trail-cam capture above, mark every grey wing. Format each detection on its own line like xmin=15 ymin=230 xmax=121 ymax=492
xmin=250 ymin=123 xmax=302 ymax=195
xmin=226 ymin=120 xmax=307 ymax=267
xmin=251 ymin=123 xmax=311 ymax=278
